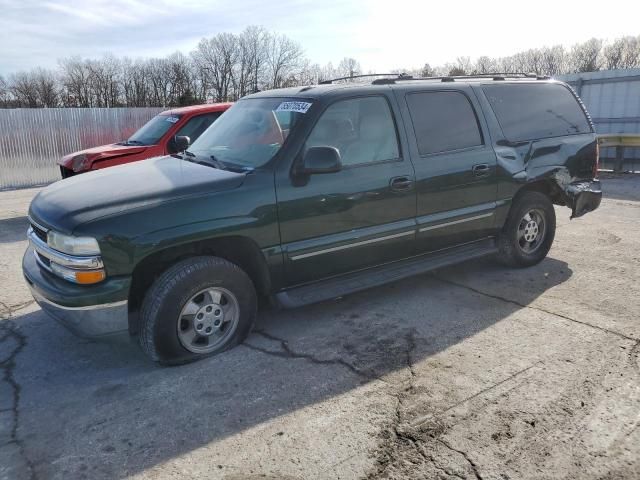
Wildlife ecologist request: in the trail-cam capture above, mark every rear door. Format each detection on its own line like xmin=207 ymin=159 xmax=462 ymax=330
xmin=394 ymin=85 xmax=498 ymax=253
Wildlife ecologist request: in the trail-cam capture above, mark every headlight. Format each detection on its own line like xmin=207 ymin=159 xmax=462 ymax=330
xmin=47 ymin=231 xmax=101 ymax=256
xmin=71 ymin=154 xmax=89 ymax=172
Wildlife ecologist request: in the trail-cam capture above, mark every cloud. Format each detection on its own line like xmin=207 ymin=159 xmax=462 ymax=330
xmin=1 ymin=0 xmax=639 ymax=76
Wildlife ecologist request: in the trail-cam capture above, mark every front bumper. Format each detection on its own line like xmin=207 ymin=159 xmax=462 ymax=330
xmin=23 ymin=247 xmax=131 ymax=338
xmin=566 ymin=179 xmax=602 ymax=219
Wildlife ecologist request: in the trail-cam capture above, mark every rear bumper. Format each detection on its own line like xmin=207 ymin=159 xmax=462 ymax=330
xmin=566 ymin=179 xmax=602 ymax=219
xmin=23 ymin=247 xmax=131 ymax=338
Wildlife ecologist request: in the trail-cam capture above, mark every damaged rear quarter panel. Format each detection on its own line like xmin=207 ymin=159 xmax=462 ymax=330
xmin=472 ymin=84 xmax=600 ymax=223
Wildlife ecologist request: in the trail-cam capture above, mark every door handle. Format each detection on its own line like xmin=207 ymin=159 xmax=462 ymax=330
xmin=472 ymin=164 xmax=491 ymax=177
xmin=390 ymin=176 xmax=414 ymax=192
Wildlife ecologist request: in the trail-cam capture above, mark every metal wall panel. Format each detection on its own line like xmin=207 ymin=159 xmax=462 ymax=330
xmin=0 ymin=108 xmax=164 ymax=190
xmin=557 ymin=69 xmax=640 ymax=164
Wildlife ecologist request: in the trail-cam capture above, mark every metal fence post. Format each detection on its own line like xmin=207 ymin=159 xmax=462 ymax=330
xmin=614 ymin=146 xmax=625 ymax=173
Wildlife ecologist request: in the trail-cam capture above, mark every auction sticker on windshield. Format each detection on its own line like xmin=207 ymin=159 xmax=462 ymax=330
xmin=276 ymin=101 xmax=312 ymax=114
xmin=165 ymin=116 xmax=180 ymax=123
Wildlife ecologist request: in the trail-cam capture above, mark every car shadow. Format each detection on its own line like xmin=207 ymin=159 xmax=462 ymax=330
xmin=0 ymin=215 xmax=29 ymax=243
xmin=7 ymin=256 xmax=572 ymax=479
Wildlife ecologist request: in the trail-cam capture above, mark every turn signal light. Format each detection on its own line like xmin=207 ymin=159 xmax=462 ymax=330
xmin=74 ymin=270 xmax=106 ymax=284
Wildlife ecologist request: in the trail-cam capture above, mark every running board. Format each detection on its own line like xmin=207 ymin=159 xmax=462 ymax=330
xmin=275 ymin=238 xmax=498 ymax=308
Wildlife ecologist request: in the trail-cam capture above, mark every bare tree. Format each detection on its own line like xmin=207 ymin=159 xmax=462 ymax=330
xmin=474 ymin=56 xmax=496 ymax=74
xmin=59 ymin=57 xmax=92 ymax=107
xmin=604 ymin=38 xmax=625 ymax=70
xmin=0 ymin=75 xmax=10 ymax=107
xmin=569 ymin=38 xmax=603 ymax=73
xmin=337 ymin=57 xmax=361 ymax=79
xmin=455 ymin=56 xmax=472 ymax=74
xmin=265 ymin=34 xmax=303 ymax=89
xmin=192 ymin=33 xmax=239 ymax=101
xmin=8 ymin=72 xmax=39 ymax=107
xmin=86 ymin=55 xmax=121 ymax=107
xmin=620 ymin=36 xmax=640 ymax=68
xmin=540 ymin=45 xmax=566 ymax=76
xmin=420 ymin=63 xmax=435 ymax=77
xmin=32 ymin=68 xmax=59 ymax=107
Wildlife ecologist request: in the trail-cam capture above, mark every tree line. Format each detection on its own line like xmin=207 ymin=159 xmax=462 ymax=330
xmin=1 ymin=30 xmax=639 ymax=109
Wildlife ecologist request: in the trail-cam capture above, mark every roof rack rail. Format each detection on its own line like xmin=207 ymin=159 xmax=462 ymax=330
xmin=319 ymin=73 xmax=412 ymax=85
xmin=372 ymin=72 xmax=551 ymax=84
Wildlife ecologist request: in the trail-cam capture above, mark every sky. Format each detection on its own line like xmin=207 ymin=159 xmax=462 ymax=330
xmin=1 ymin=0 xmax=640 ymax=76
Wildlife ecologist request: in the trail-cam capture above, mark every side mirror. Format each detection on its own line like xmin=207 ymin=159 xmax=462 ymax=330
xmin=300 ymin=146 xmax=342 ymax=175
xmin=168 ymin=135 xmax=190 ymax=154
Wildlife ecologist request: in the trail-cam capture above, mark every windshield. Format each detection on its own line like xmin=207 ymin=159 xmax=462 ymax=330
xmin=127 ymin=114 xmax=182 ymax=145
xmin=188 ymin=98 xmax=311 ymax=168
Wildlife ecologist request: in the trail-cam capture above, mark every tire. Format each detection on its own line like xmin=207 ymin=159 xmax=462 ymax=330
xmin=497 ymin=191 xmax=556 ymax=268
xmin=139 ymin=256 xmax=257 ymax=365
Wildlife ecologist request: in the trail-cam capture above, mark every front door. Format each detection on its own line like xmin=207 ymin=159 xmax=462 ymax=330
xmin=395 ymin=86 xmax=498 ymax=253
xmin=275 ymin=94 xmax=417 ymax=286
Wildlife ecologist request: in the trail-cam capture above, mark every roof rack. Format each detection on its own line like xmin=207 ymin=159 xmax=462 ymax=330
xmin=372 ymin=72 xmax=550 ymax=85
xmin=319 ymin=73 xmax=413 ymax=85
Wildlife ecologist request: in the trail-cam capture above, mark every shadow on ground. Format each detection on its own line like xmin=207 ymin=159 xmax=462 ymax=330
xmin=3 ymin=255 xmax=572 ymax=479
xmin=600 ymin=174 xmax=640 ymax=202
xmin=0 ymin=216 xmax=29 ymax=243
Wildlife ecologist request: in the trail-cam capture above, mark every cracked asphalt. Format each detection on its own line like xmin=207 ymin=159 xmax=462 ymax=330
xmin=1 ymin=175 xmax=640 ymax=480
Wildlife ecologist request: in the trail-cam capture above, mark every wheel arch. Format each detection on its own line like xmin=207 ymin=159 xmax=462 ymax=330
xmin=127 ymin=236 xmax=271 ymax=334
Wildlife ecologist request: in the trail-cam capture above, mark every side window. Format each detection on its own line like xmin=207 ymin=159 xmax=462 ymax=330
xmin=406 ymin=91 xmax=483 ymax=156
xmin=306 ymin=96 xmax=400 ymax=167
xmin=175 ymin=112 xmax=222 ymax=143
xmin=482 ymin=83 xmax=592 ymax=141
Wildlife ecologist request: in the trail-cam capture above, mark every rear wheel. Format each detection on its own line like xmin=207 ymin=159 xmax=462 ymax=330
xmin=139 ymin=256 xmax=257 ymax=365
xmin=497 ymin=191 xmax=556 ymax=267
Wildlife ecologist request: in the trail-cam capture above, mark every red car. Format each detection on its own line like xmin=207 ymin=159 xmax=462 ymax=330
xmin=58 ymin=103 xmax=232 ymax=177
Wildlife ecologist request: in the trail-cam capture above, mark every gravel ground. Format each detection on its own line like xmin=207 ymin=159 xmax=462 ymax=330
xmin=1 ymin=175 xmax=639 ymax=480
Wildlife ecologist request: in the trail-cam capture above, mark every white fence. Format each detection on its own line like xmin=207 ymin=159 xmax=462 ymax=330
xmin=0 ymin=107 xmax=164 ymax=190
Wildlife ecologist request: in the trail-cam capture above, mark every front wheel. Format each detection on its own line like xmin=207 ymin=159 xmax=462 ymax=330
xmin=497 ymin=191 xmax=556 ymax=268
xmin=139 ymin=256 xmax=257 ymax=365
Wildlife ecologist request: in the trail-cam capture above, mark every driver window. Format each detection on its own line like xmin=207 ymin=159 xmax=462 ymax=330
xmin=306 ymin=96 xmax=400 ymax=167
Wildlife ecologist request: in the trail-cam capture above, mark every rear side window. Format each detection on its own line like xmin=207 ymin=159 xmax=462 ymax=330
xmin=482 ymin=83 xmax=592 ymax=142
xmin=406 ymin=91 xmax=483 ymax=156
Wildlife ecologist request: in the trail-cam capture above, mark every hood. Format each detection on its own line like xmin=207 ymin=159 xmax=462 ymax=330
xmin=58 ymin=143 xmax=149 ymax=169
xmin=30 ymin=156 xmax=247 ymax=233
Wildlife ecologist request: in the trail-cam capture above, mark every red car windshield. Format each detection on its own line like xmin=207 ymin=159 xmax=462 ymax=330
xmin=127 ymin=114 xmax=183 ymax=146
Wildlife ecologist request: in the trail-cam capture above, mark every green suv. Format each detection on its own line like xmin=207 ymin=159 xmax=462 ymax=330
xmin=23 ymin=74 xmax=602 ymax=364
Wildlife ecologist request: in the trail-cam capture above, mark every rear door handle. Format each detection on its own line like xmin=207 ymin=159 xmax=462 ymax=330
xmin=390 ymin=176 xmax=414 ymax=192
xmin=472 ymin=164 xmax=491 ymax=177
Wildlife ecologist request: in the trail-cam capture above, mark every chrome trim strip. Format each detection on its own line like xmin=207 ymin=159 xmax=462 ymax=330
xmin=418 ymin=212 xmax=494 ymax=232
xmin=33 ymin=249 xmax=53 ymax=273
xmin=28 ymin=228 xmax=104 ymax=269
xmin=32 ymin=290 xmax=127 ymax=311
xmin=290 ymin=230 xmax=414 ymax=261
xmin=27 ymin=216 xmax=49 ymax=233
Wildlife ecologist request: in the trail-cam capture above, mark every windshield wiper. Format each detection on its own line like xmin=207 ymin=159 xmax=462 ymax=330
xmin=210 ymin=155 xmax=253 ymax=173
xmin=126 ymin=140 xmax=145 ymax=146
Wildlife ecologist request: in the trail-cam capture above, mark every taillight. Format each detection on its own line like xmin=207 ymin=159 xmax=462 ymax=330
xmin=593 ymin=142 xmax=600 ymax=179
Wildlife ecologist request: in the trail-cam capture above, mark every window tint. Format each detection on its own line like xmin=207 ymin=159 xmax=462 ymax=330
xmin=306 ymin=96 xmax=399 ymax=166
xmin=406 ymin=91 xmax=482 ymax=155
xmin=175 ymin=112 xmax=222 ymax=143
xmin=482 ymin=83 xmax=592 ymax=142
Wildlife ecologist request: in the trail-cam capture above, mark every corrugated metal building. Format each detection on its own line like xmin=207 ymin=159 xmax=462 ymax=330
xmin=556 ymin=69 xmax=640 ymax=169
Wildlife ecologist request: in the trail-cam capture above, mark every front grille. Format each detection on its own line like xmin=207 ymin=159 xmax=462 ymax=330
xmin=30 ymin=222 xmax=48 ymax=243
xmin=60 ymin=166 xmax=76 ymax=179
xmin=35 ymin=251 xmax=51 ymax=269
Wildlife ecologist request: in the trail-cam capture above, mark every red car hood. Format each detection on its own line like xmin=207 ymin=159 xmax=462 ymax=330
xmin=58 ymin=143 xmax=149 ymax=168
